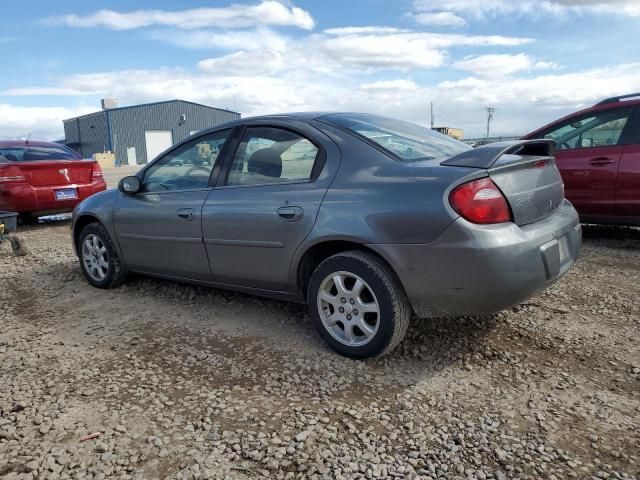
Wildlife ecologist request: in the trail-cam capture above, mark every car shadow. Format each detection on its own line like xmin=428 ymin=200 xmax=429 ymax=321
xmin=581 ymin=223 xmax=640 ymax=250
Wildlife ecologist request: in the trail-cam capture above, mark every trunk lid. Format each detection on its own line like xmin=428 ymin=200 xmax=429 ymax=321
xmin=17 ymin=160 xmax=94 ymax=186
xmin=441 ymin=140 xmax=564 ymax=225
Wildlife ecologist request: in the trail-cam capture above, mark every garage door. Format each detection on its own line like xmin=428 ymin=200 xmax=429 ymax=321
xmin=144 ymin=130 xmax=173 ymax=163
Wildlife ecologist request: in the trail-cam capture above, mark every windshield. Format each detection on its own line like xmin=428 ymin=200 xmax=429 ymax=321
xmin=0 ymin=144 xmax=82 ymax=162
xmin=321 ymin=113 xmax=470 ymax=162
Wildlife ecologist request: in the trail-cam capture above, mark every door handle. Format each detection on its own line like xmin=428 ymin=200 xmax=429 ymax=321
xmin=177 ymin=208 xmax=195 ymax=221
xmin=589 ymin=157 xmax=616 ymax=166
xmin=277 ymin=206 xmax=304 ymax=222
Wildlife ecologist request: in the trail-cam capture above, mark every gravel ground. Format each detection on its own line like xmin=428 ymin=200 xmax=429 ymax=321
xmin=1 ymin=221 xmax=639 ymax=480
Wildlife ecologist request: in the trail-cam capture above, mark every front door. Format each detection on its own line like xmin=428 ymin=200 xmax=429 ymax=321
xmin=113 ymin=129 xmax=231 ymax=280
xmin=202 ymin=125 xmax=335 ymax=292
xmin=536 ymin=106 xmax=634 ymax=217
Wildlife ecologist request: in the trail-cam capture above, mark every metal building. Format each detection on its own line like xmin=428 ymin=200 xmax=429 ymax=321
xmin=63 ymin=99 xmax=240 ymax=165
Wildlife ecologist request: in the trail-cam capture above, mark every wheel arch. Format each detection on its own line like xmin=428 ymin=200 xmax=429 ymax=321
xmin=73 ymin=214 xmax=102 ymax=255
xmin=294 ymin=238 xmax=399 ymax=301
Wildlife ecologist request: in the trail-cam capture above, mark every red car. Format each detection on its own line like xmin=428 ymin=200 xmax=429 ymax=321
xmin=524 ymin=93 xmax=640 ymax=226
xmin=0 ymin=140 xmax=106 ymax=220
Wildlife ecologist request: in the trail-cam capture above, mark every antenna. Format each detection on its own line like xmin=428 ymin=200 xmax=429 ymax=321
xmin=484 ymin=107 xmax=495 ymax=138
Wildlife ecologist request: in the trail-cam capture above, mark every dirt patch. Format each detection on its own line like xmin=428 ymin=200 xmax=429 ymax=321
xmin=1 ymin=222 xmax=639 ymax=479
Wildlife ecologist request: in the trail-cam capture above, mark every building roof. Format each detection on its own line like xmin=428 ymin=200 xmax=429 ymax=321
xmin=63 ymin=99 xmax=240 ymax=122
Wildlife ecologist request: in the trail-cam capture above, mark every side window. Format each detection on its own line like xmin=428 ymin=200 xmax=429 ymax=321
xmin=541 ymin=108 xmax=631 ymax=150
xmin=227 ymin=127 xmax=319 ymax=186
xmin=142 ymin=129 xmax=230 ymax=192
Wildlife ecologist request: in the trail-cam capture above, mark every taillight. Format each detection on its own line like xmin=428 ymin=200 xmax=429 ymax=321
xmin=0 ymin=166 xmax=26 ymax=184
xmin=91 ymin=162 xmax=103 ymax=180
xmin=449 ymin=177 xmax=512 ymax=224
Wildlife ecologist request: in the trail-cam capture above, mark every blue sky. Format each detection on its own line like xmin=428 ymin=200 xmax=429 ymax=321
xmin=0 ymin=0 xmax=639 ymax=139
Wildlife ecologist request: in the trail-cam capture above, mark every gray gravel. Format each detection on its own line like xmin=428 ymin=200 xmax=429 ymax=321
xmin=1 ymin=220 xmax=639 ymax=480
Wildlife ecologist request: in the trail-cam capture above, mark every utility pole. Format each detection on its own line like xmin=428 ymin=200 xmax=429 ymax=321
xmin=485 ymin=107 xmax=495 ymax=138
xmin=430 ymin=102 xmax=435 ymax=129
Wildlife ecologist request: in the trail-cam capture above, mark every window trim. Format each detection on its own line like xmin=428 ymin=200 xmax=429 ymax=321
xmin=219 ymin=125 xmax=326 ymax=188
xmin=135 ymin=127 xmax=235 ymax=195
xmin=536 ymin=106 xmax=636 ymax=151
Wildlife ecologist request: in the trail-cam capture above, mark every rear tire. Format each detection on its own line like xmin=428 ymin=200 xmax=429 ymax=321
xmin=78 ymin=222 xmax=127 ymax=289
xmin=308 ymin=251 xmax=411 ymax=359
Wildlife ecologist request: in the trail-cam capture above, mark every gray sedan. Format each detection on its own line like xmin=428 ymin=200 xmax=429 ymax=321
xmin=72 ymin=113 xmax=581 ymax=358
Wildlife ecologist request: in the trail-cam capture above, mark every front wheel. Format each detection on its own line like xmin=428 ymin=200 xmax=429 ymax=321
xmin=308 ymin=251 xmax=411 ymax=359
xmin=78 ymin=223 xmax=127 ymax=288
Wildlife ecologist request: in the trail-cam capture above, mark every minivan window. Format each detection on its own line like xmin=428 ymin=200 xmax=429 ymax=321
xmin=322 ymin=113 xmax=470 ymax=162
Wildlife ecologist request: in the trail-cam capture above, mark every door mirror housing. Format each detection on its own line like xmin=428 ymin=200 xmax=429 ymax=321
xmin=118 ymin=176 xmax=142 ymax=195
xmin=580 ymin=137 xmax=593 ymax=148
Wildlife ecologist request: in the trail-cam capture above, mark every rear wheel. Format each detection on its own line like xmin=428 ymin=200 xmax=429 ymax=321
xmin=308 ymin=251 xmax=411 ymax=359
xmin=78 ymin=223 xmax=126 ymax=288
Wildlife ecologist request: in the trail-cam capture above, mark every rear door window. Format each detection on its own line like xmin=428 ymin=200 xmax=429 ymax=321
xmin=226 ymin=127 xmax=319 ymax=186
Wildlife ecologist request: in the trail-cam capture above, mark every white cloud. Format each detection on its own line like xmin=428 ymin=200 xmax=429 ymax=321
xmin=42 ymin=1 xmax=315 ymax=31
xmin=453 ymin=53 xmax=558 ymax=77
xmin=411 ymin=0 xmax=640 ymax=22
xmin=151 ymin=27 xmax=289 ymax=51
xmin=359 ymin=80 xmax=419 ymax=91
xmin=412 ymin=12 xmax=467 ymax=27
xmin=1 ymin=87 xmax=95 ymax=96
xmin=169 ymin=27 xmax=533 ymax=72
xmin=4 ymin=60 xmax=639 ymax=141
xmin=0 ymin=104 xmax=94 ymax=140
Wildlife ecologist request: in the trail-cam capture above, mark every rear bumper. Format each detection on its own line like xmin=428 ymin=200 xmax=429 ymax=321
xmin=0 ymin=180 xmax=106 ymax=215
xmin=368 ymin=200 xmax=581 ymax=318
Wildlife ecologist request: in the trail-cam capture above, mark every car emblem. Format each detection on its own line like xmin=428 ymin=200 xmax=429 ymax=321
xmin=59 ymin=168 xmax=70 ymax=182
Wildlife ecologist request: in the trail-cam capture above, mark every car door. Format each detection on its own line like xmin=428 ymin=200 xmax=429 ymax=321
xmin=113 ymin=129 xmax=231 ymax=280
xmin=202 ymin=123 xmax=338 ymax=292
xmin=535 ymin=107 xmax=633 ymax=218
xmin=615 ymin=108 xmax=640 ymax=218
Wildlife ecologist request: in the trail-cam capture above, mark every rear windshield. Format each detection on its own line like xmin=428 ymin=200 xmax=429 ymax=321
xmin=0 ymin=145 xmax=82 ymax=162
xmin=321 ymin=113 xmax=470 ymax=162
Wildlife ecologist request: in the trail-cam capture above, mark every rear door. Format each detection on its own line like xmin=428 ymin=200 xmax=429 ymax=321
xmin=202 ymin=123 xmax=338 ymax=292
xmin=113 ymin=129 xmax=231 ymax=280
xmin=532 ymin=107 xmax=633 ymax=218
xmin=615 ymin=108 xmax=640 ymax=217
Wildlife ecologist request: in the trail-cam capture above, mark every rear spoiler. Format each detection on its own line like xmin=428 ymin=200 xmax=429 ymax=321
xmin=441 ymin=139 xmax=556 ymax=169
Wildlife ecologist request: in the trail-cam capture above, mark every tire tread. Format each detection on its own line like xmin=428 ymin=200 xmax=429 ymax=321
xmin=310 ymin=250 xmax=411 ymax=357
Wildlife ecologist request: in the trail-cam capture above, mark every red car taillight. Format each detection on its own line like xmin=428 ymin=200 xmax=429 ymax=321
xmin=449 ymin=177 xmax=512 ymax=224
xmin=0 ymin=166 xmax=26 ymax=184
xmin=91 ymin=162 xmax=103 ymax=180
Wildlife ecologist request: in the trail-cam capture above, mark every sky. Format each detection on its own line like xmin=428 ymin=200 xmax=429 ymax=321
xmin=0 ymin=0 xmax=639 ymax=140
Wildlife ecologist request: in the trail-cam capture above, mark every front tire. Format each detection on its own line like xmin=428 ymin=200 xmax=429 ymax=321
xmin=308 ymin=251 xmax=411 ymax=359
xmin=78 ymin=223 xmax=126 ymax=289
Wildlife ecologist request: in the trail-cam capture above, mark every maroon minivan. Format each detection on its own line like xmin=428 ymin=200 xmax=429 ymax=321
xmin=524 ymin=93 xmax=640 ymax=226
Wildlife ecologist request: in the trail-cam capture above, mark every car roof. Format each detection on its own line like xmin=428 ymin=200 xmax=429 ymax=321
xmin=0 ymin=140 xmax=63 ymax=148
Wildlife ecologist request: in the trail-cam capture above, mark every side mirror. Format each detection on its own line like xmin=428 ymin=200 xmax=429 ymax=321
xmin=118 ymin=176 xmax=141 ymax=195
xmin=580 ymin=138 xmax=593 ymax=148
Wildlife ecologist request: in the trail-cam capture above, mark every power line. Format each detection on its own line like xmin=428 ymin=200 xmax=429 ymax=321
xmin=434 ymin=105 xmax=476 ymax=126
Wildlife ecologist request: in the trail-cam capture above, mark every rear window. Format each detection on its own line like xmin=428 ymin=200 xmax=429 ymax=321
xmin=0 ymin=145 xmax=82 ymax=162
xmin=321 ymin=113 xmax=470 ymax=162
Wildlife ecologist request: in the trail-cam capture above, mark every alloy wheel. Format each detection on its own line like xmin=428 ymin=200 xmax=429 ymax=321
xmin=316 ymin=271 xmax=380 ymax=347
xmin=82 ymin=234 xmax=109 ymax=282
